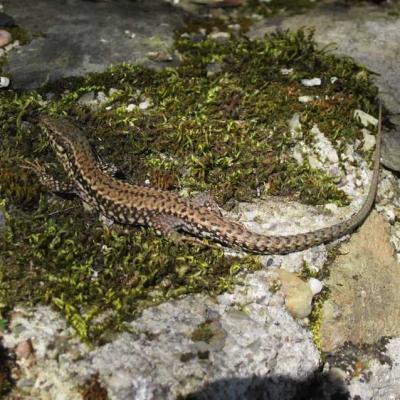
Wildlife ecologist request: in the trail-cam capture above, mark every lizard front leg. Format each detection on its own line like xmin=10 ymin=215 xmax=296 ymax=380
xmin=22 ymin=159 xmax=76 ymax=195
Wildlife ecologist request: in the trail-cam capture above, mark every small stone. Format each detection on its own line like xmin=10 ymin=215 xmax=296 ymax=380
xmin=96 ymin=91 xmax=107 ymax=104
xmin=0 ymin=29 xmax=12 ymax=48
xmin=139 ymin=99 xmax=151 ymax=110
xmin=301 ymin=78 xmax=321 ymax=87
xmin=126 ymin=103 xmax=136 ymax=112
xmin=0 ymin=76 xmax=10 ymax=88
xmin=308 ymin=278 xmax=323 ymax=296
xmin=278 ymin=270 xmax=313 ymax=319
xmin=362 ymin=128 xmax=376 ymax=152
xmin=77 ymin=91 xmax=96 ymax=105
xmin=298 ymin=95 xmax=314 ymax=103
xmin=208 ymin=31 xmax=230 ymax=41
xmin=206 ymin=62 xmax=223 ymax=77
xmin=147 ymin=51 xmax=173 ymax=62
xmin=15 ymin=339 xmax=34 ymax=359
xmin=354 ymin=109 xmax=378 ymax=127
xmin=289 ymin=113 xmax=302 ymax=138
xmin=281 ymin=68 xmax=293 ymax=75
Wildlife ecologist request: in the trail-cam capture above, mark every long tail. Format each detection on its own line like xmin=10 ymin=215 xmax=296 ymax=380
xmin=209 ymin=103 xmax=382 ymax=254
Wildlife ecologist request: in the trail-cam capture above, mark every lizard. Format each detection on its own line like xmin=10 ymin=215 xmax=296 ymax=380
xmin=25 ymin=104 xmax=382 ymax=254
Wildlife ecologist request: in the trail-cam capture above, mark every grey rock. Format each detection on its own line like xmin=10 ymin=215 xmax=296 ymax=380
xmin=3 ymin=270 xmax=320 ymax=399
xmin=381 ymin=115 xmax=400 ymax=172
xmin=2 ymin=0 xmax=185 ymax=89
xmin=0 ymin=11 xmax=15 ymax=27
xmin=320 ymin=211 xmax=400 ymax=352
xmin=347 ymin=337 xmax=400 ymax=400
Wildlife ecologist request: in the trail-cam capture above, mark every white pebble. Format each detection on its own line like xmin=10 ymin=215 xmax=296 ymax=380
xmin=289 ymin=113 xmax=302 ymax=138
xmin=126 ymin=103 xmax=136 ymax=112
xmin=208 ymin=31 xmax=230 ymax=41
xmin=139 ymin=99 xmax=150 ymax=110
xmin=298 ymin=95 xmax=314 ymax=103
xmin=301 ymin=78 xmax=321 ymax=87
xmin=362 ymin=128 xmax=376 ymax=152
xmin=330 ymin=76 xmax=338 ymax=84
xmin=0 ymin=29 xmax=12 ymax=48
xmin=354 ymin=109 xmax=378 ymax=127
xmin=0 ymin=76 xmax=10 ymax=88
xmin=281 ymin=68 xmax=293 ymax=75
xmin=308 ymin=278 xmax=323 ymax=296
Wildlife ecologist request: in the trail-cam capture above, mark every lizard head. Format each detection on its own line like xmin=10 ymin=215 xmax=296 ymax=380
xmin=38 ymin=115 xmax=95 ymax=167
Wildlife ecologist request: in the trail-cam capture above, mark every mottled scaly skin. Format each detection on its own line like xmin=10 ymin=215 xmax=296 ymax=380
xmin=36 ymin=108 xmax=381 ymax=254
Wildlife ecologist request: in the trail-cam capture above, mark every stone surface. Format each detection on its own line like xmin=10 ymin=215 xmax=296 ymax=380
xmin=249 ymin=2 xmax=400 ymax=172
xmin=3 ymin=270 xmax=320 ymax=400
xmin=0 ymin=29 xmax=11 ymax=48
xmin=347 ymin=337 xmax=400 ymax=400
xmin=1 ymin=0 xmax=185 ymax=89
xmin=277 ymin=270 xmax=313 ymax=319
xmin=320 ymin=211 xmax=400 ymax=352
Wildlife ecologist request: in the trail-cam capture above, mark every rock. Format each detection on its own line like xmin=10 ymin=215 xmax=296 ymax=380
xmin=206 ymin=62 xmax=223 ymax=77
xmin=354 ymin=109 xmax=378 ymax=128
xmin=361 ymin=128 xmax=376 ymax=152
xmin=208 ymin=31 xmax=230 ymax=41
xmin=15 ymin=339 xmax=34 ymax=359
xmin=320 ymin=211 xmax=400 ymax=352
xmin=2 ymin=0 xmax=185 ymax=89
xmin=289 ymin=113 xmax=302 ymax=139
xmin=347 ymin=337 xmax=400 ymax=399
xmin=0 ymin=29 xmax=12 ymax=48
xmin=298 ymin=95 xmax=314 ymax=103
xmin=277 ymin=270 xmax=313 ymax=319
xmin=0 ymin=76 xmax=10 ymax=88
xmin=381 ymin=116 xmax=400 ymax=172
xmin=301 ymin=78 xmax=321 ymax=87
xmin=0 ymin=11 xmax=16 ymax=27
xmin=3 ymin=269 xmax=320 ymax=399
xmin=308 ymin=278 xmax=323 ymax=296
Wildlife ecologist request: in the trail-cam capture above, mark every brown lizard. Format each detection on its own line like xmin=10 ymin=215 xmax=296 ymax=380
xmin=26 ymin=105 xmax=382 ymax=254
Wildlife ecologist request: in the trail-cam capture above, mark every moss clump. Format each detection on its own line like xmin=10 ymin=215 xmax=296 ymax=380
xmin=191 ymin=321 xmax=215 ymax=343
xmin=0 ymin=29 xmax=379 ymax=343
xmin=80 ymin=374 xmax=108 ymax=400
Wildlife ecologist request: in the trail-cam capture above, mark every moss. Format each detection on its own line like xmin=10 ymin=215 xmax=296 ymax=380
xmin=0 ymin=29 xmax=380 ymax=343
xmin=191 ymin=321 xmax=215 ymax=343
xmin=3 ymin=26 xmax=33 ymax=46
xmin=308 ymin=288 xmax=330 ymax=353
xmin=0 ymin=341 xmax=14 ymax=398
xmin=80 ymin=374 xmax=108 ymax=400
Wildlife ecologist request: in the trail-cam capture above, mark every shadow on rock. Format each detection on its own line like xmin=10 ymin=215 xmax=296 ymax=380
xmin=182 ymin=372 xmax=350 ymax=400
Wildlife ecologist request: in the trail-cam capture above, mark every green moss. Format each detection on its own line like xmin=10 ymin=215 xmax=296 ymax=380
xmin=0 ymin=29 xmax=380 ymax=343
xmin=4 ymin=26 xmax=33 ymax=46
xmin=309 ymin=288 xmax=330 ymax=353
xmin=191 ymin=322 xmax=214 ymax=343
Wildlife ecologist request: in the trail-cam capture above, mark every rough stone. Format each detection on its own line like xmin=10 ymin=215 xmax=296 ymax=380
xmin=0 ymin=28 xmax=11 ymax=48
xmin=3 ymin=270 xmax=320 ymax=399
xmin=1 ymin=0 xmax=185 ymax=89
xmin=320 ymin=211 xmax=400 ymax=352
xmin=347 ymin=337 xmax=400 ymax=400
xmin=277 ymin=270 xmax=313 ymax=319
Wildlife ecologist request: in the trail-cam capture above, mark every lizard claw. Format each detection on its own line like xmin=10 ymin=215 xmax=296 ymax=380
xmin=21 ymin=159 xmax=47 ymax=175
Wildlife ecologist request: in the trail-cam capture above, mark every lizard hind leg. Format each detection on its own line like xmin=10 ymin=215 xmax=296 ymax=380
xmin=149 ymin=213 xmax=218 ymax=249
xmin=191 ymin=191 xmax=222 ymax=216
